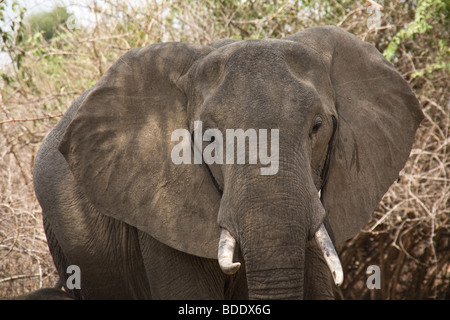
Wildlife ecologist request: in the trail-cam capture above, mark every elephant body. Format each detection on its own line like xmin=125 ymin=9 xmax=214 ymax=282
xmin=34 ymin=101 xmax=332 ymax=298
xmin=33 ymin=26 xmax=423 ymax=299
xmin=34 ymin=89 xmax=249 ymax=299
xmin=34 ymin=90 xmax=151 ymax=299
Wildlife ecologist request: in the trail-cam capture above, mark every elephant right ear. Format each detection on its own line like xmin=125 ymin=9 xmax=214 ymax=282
xmin=286 ymin=27 xmax=424 ymax=245
xmin=59 ymin=42 xmax=222 ymax=259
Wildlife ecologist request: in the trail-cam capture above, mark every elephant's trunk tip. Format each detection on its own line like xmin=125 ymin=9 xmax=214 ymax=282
xmin=314 ymin=223 xmax=344 ymax=286
xmin=218 ymin=228 xmax=241 ymax=275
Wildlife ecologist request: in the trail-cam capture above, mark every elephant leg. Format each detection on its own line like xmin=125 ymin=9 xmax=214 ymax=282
xmin=34 ymin=88 xmax=153 ymax=299
xmin=138 ymin=231 xmax=247 ymax=299
xmin=304 ymin=238 xmax=335 ymax=299
xmin=40 ymin=178 xmax=152 ymax=299
xmin=35 ymin=131 xmax=152 ymax=299
xmin=43 ymin=215 xmax=82 ymax=299
xmin=43 ymin=206 xmax=152 ymax=299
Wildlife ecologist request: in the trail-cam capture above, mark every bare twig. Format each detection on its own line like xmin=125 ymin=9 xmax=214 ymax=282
xmin=0 ymin=274 xmax=41 ymax=284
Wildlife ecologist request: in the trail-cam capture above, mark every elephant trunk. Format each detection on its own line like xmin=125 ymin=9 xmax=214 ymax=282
xmin=219 ymin=185 xmax=315 ymax=299
xmin=240 ymin=220 xmax=307 ymax=300
xmin=216 ymin=140 xmax=345 ymax=299
xmin=217 ymin=159 xmax=343 ymax=298
xmin=218 ymin=222 xmax=344 ymax=293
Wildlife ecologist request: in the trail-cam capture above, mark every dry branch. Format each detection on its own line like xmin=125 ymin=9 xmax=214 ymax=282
xmin=0 ymin=274 xmax=40 ymax=284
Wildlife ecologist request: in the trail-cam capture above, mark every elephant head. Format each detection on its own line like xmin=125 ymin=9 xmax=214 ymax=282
xmin=59 ymin=26 xmax=423 ymax=299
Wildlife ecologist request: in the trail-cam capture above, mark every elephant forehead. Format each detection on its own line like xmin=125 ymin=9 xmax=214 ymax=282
xmin=201 ymin=79 xmax=323 ymax=131
xmin=190 ymin=39 xmax=332 ymax=107
xmin=194 ymin=39 xmax=324 ymax=79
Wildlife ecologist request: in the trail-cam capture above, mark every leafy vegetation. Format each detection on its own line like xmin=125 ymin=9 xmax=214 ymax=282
xmin=26 ymin=6 xmax=70 ymax=41
xmin=0 ymin=0 xmax=448 ymax=299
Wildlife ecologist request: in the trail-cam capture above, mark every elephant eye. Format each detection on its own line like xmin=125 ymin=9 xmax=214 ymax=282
xmin=312 ymin=116 xmax=322 ymax=134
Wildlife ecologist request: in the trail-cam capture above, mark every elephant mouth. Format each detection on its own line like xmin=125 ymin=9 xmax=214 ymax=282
xmin=218 ymin=224 xmax=344 ymax=287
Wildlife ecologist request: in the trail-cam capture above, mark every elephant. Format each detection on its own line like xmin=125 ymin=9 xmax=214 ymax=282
xmin=33 ymin=26 xmax=423 ymax=299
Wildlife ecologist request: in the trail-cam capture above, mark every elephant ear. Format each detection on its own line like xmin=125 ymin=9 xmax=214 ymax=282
xmin=59 ymin=42 xmax=221 ymax=258
xmin=285 ymin=26 xmax=424 ymax=244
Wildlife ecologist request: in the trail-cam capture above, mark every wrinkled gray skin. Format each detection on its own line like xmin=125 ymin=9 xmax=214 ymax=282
xmin=33 ymin=26 xmax=423 ymax=299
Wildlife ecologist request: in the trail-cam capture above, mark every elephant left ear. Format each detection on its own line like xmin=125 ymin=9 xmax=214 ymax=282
xmin=59 ymin=42 xmax=221 ymax=259
xmin=285 ymin=26 xmax=424 ymax=244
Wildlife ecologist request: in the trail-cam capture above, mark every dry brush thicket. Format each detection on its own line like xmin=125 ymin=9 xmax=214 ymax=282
xmin=0 ymin=0 xmax=448 ymax=299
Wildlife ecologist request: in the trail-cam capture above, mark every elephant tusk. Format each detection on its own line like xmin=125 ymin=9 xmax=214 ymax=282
xmin=314 ymin=223 xmax=344 ymax=286
xmin=218 ymin=228 xmax=241 ymax=275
